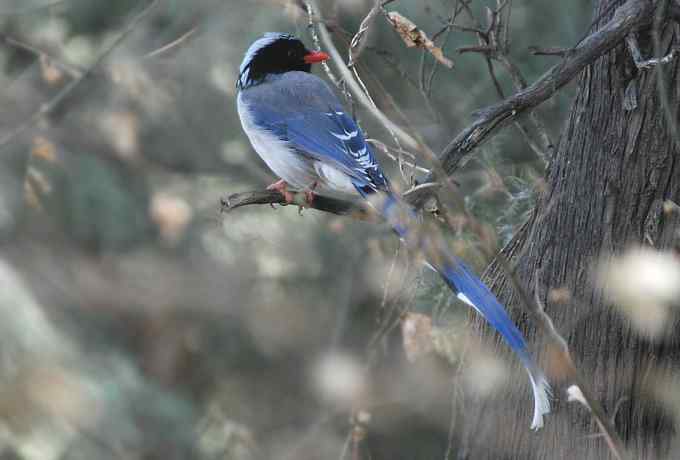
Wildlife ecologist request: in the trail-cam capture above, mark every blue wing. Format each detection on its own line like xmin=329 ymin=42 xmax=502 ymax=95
xmin=252 ymin=107 xmax=388 ymax=193
xmin=242 ymin=72 xmax=389 ymax=194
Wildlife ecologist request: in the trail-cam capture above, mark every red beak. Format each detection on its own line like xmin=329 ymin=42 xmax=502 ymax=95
xmin=304 ymin=51 xmax=329 ymax=64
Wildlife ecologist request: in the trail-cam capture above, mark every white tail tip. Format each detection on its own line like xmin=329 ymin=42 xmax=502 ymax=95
xmin=527 ymin=370 xmax=552 ymax=430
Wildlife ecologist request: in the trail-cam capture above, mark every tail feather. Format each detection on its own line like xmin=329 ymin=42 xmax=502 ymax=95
xmin=440 ymin=261 xmax=551 ymax=430
xmin=371 ymin=190 xmax=551 ymax=429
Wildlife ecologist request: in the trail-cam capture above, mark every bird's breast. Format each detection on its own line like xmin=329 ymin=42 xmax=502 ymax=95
xmin=237 ymin=95 xmax=318 ymax=190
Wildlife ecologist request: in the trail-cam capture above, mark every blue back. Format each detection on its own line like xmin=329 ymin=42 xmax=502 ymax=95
xmin=239 ymin=72 xmax=389 ymax=194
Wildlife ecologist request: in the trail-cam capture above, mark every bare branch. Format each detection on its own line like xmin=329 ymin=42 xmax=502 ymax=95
xmin=457 ymin=45 xmax=495 ymax=54
xmin=0 ymin=0 xmax=160 ymax=148
xmin=304 ymin=0 xmax=423 ymax=152
xmin=0 ymin=0 xmax=67 ymax=16
xmin=221 ymin=190 xmax=374 ymax=220
xmin=221 ymin=182 xmax=440 ymax=219
xmin=429 ymin=0 xmax=653 ymax=179
xmin=144 ymin=26 xmax=198 ymax=59
xmin=456 ymin=0 xmax=553 ymax=161
xmin=0 ymin=33 xmax=85 ymax=78
xmin=528 ymin=46 xmax=569 ymax=57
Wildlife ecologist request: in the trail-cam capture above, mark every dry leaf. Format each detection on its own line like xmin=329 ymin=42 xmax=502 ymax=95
xmin=98 ymin=111 xmax=139 ymax=160
xmin=386 ymin=11 xmax=454 ymax=68
xmin=401 ymin=312 xmax=434 ymax=362
xmin=31 ymin=135 xmax=57 ymax=163
xmin=151 ymin=194 xmax=193 ymax=245
xmin=40 ymin=54 xmax=64 ymax=86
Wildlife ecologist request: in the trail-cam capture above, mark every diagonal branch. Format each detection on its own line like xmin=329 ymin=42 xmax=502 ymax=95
xmin=221 ymin=190 xmax=375 ymax=220
xmin=305 ymin=0 xmax=423 ymax=153
xmin=221 ymin=182 xmax=440 ymax=219
xmin=0 ymin=0 xmax=159 ymax=148
xmin=429 ymin=0 xmax=653 ymax=179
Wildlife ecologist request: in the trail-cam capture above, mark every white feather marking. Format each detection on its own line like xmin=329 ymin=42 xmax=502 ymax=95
xmin=457 ymin=292 xmax=476 ymax=308
xmin=456 ymin=292 xmax=551 ymax=430
xmin=331 ymin=130 xmax=358 ymax=141
xmin=314 ymin=162 xmax=358 ymax=195
xmin=526 ymin=368 xmax=551 ymax=430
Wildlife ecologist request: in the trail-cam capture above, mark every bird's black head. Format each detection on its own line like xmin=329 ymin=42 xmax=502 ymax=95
xmin=237 ymin=33 xmax=329 ymax=90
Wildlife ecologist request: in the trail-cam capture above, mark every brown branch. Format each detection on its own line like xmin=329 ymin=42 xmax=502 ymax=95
xmin=428 ymin=0 xmax=653 ymax=179
xmin=221 ymin=182 xmax=441 ymax=219
xmin=0 ymin=0 xmax=67 ymax=16
xmin=457 ymin=44 xmax=494 ymax=54
xmin=456 ymin=0 xmax=553 ymax=161
xmin=0 ymin=33 xmax=85 ymax=78
xmin=143 ymin=26 xmax=198 ymax=59
xmin=305 ymin=0 xmax=423 ymax=152
xmin=220 ymin=190 xmax=376 ymax=220
xmin=528 ymin=46 xmax=569 ymax=57
xmin=0 ymin=0 xmax=160 ymax=148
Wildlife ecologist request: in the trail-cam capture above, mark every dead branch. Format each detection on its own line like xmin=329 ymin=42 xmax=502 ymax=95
xmin=221 ymin=182 xmax=440 ymax=219
xmin=528 ymin=46 xmax=569 ymax=57
xmin=143 ymin=26 xmax=199 ymax=59
xmin=0 ymin=0 xmax=67 ymax=16
xmin=0 ymin=0 xmax=160 ymax=148
xmin=305 ymin=0 xmax=423 ymax=153
xmin=220 ymin=190 xmax=375 ymax=220
xmin=429 ymin=0 xmax=653 ymax=179
xmin=0 ymin=33 xmax=85 ymax=78
xmin=454 ymin=0 xmax=553 ymax=161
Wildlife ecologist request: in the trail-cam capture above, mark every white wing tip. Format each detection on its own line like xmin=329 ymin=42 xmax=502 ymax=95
xmin=528 ymin=371 xmax=552 ymax=430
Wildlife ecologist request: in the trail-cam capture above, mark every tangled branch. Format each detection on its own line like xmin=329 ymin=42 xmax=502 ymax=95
xmin=431 ymin=0 xmax=653 ymax=178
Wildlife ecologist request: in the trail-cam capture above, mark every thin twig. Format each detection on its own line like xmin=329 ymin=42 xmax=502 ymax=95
xmin=0 ymin=0 xmax=67 ymax=16
xmin=0 ymin=33 xmax=85 ymax=78
xmin=221 ymin=190 xmax=374 ymax=220
xmin=0 ymin=0 xmax=160 ymax=148
xmin=429 ymin=0 xmax=654 ymax=179
xmin=426 ymin=0 xmax=464 ymax=95
xmin=305 ymin=2 xmax=345 ymax=95
xmin=305 ymin=0 xmax=422 ymax=153
xmin=144 ymin=26 xmax=198 ymax=58
xmin=366 ymin=139 xmax=431 ymax=175
xmin=528 ymin=46 xmax=569 ymax=57
xmin=454 ymin=0 xmax=552 ymax=160
xmin=347 ymin=0 xmax=411 ymax=183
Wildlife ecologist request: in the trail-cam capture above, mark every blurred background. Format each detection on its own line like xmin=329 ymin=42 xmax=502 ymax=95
xmin=0 ymin=1 xmax=590 ymax=458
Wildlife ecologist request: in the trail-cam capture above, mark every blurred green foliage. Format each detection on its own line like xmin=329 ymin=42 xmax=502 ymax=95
xmin=0 ymin=1 xmax=592 ymax=459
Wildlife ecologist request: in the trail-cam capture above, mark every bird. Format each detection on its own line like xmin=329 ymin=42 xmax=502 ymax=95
xmin=236 ymin=32 xmax=551 ymax=430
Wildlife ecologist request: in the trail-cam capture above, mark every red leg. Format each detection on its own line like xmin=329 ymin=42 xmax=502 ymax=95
xmin=303 ymin=181 xmax=318 ymax=206
xmin=267 ymin=179 xmax=295 ymax=204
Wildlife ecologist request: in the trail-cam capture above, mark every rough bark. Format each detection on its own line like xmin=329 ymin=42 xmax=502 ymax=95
xmin=461 ymin=3 xmax=680 ymax=459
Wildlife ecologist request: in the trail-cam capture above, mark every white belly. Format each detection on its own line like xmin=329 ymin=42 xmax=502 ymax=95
xmin=237 ymin=95 xmax=360 ymax=197
xmin=238 ymin=95 xmax=318 ymax=190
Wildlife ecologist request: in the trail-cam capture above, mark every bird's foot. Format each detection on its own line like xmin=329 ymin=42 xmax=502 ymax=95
xmin=303 ymin=182 xmax=318 ymax=207
xmin=267 ymin=179 xmax=295 ymax=204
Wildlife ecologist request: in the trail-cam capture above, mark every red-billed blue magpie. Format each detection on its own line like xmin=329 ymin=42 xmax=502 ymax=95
xmin=236 ymin=32 xmax=550 ymax=429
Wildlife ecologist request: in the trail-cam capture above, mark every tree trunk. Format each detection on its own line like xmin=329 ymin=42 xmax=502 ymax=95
xmin=461 ymin=2 xmax=680 ymax=459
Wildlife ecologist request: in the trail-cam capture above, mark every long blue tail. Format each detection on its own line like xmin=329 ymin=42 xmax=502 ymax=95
xmin=373 ymin=191 xmax=551 ymax=430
